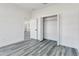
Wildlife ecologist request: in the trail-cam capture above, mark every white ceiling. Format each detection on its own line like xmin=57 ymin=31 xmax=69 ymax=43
xmin=15 ymin=3 xmax=54 ymax=11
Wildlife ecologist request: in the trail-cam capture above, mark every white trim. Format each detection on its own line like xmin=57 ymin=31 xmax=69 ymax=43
xmin=41 ymin=13 xmax=59 ymax=18
xmin=57 ymin=14 xmax=60 ymax=45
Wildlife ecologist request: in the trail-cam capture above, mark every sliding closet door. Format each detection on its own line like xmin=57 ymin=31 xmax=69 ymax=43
xmin=44 ymin=16 xmax=57 ymax=41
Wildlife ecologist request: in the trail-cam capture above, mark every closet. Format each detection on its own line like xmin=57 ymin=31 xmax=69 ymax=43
xmin=43 ymin=15 xmax=57 ymax=41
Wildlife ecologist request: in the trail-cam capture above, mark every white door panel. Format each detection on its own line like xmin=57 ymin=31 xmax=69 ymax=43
xmin=37 ymin=18 xmax=43 ymax=41
xmin=30 ymin=19 xmax=38 ymax=39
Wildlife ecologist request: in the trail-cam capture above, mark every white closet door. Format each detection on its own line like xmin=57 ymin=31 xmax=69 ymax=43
xmin=30 ymin=19 xmax=38 ymax=39
xmin=44 ymin=16 xmax=57 ymax=41
xmin=37 ymin=18 xmax=43 ymax=41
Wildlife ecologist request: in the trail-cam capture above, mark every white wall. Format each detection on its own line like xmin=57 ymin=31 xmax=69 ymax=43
xmin=32 ymin=4 xmax=79 ymax=51
xmin=0 ymin=4 xmax=31 ymax=47
xmin=62 ymin=11 xmax=79 ymax=50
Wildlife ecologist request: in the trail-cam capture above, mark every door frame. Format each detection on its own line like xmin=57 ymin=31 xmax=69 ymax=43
xmin=40 ymin=13 xmax=60 ymax=45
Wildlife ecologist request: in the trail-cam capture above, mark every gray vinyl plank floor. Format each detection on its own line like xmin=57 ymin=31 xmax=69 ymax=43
xmin=0 ymin=39 xmax=78 ymax=56
xmin=0 ymin=32 xmax=78 ymax=56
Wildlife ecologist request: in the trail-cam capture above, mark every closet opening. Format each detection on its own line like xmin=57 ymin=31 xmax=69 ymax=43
xmin=42 ymin=14 xmax=60 ymax=45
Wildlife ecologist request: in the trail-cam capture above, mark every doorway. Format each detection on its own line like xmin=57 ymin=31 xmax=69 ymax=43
xmin=24 ymin=21 xmax=30 ymax=40
xmin=43 ymin=15 xmax=57 ymax=41
xmin=42 ymin=14 xmax=60 ymax=45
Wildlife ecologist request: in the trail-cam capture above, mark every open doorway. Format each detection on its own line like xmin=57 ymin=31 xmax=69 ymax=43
xmin=24 ymin=21 xmax=30 ymax=40
xmin=43 ymin=15 xmax=57 ymax=41
xmin=42 ymin=14 xmax=60 ymax=45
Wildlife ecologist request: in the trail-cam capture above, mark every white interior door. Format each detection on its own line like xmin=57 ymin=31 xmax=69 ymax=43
xmin=37 ymin=18 xmax=43 ymax=41
xmin=30 ymin=19 xmax=38 ymax=39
